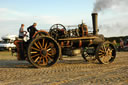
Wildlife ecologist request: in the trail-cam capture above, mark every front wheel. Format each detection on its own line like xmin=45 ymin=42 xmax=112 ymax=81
xmin=96 ymin=41 xmax=116 ymax=64
xmin=28 ymin=36 xmax=61 ymax=68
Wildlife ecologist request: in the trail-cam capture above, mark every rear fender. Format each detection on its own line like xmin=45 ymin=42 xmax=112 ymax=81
xmin=32 ymin=30 xmax=49 ymax=38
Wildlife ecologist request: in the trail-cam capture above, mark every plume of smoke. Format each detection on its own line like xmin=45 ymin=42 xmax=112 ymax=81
xmin=93 ymin=0 xmax=123 ymax=13
xmin=92 ymin=0 xmax=128 ymax=37
xmin=93 ymin=0 xmax=113 ymax=12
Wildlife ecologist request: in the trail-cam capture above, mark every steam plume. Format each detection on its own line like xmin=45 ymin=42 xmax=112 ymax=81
xmin=93 ymin=0 xmax=128 ymax=37
xmin=93 ymin=0 xmax=123 ymax=13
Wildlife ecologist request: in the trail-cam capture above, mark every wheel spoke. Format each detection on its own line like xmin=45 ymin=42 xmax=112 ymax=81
xmin=40 ymin=56 xmax=46 ymax=65
xmin=38 ymin=41 xmax=42 ymax=49
xmin=103 ymin=45 xmax=106 ymax=52
xmin=31 ymin=54 xmax=40 ymax=58
xmin=34 ymin=42 xmax=40 ymax=49
xmin=102 ymin=56 xmax=107 ymax=63
xmin=45 ymin=56 xmax=48 ymax=64
xmin=45 ymin=42 xmax=48 ymax=49
xmin=99 ymin=49 xmax=105 ymax=53
xmin=98 ymin=52 xmax=103 ymax=55
xmin=31 ymin=51 xmax=38 ymax=54
xmin=31 ymin=47 xmax=40 ymax=51
xmin=48 ymin=50 xmax=53 ymax=55
xmin=34 ymin=56 xmax=40 ymax=62
xmin=105 ymin=44 xmax=109 ymax=52
xmin=109 ymin=49 xmax=113 ymax=53
xmin=42 ymin=39 xmax=45 ymax=48
xmin=99 ymin=55 xmax=104 ymax=58
xmin=47 ymin=55 xmax=53 ymax=61
xmin=38 ymin=57 xmax=42 ymax=64
xmin=106 ymin=48 xmax=113 ymax=56
xmin=46 ymin=43 xmax=54 ymax=49
xmin=48 ymin=53 xmax=52 ymax=56
xmin=43 ymin=57 xmax=46 ymax=65
xmin=47 ymin=48 xmax=51 ymax=52
xmin=104 ymin=56 xmax=110 ymax=63
xmin=98 ymin=48 xmax=105 ymax=57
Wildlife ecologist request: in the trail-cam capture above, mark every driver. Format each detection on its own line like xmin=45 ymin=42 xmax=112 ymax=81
xmin=19 ymin=24 xmax=25 ymax=39
xmin=27 ymin=23 xmax=38 ymax=40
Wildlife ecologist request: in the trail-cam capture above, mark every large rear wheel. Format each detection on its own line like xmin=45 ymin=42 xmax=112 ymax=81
xmin=28 ymin=36 xmax=61 ymax=68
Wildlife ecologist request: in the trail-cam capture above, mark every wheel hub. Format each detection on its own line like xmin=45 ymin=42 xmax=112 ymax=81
xmin=41 ymin=49 xmax=47 ymax=56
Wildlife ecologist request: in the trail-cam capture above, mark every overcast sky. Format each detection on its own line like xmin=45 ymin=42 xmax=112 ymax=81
xmin=0 ymin=0 xmax=128 ymax=39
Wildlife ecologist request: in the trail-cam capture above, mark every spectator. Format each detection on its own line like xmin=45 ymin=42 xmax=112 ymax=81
xmin=113 ymin=40 xmax=117 ymax=50
xmin=120 ymin=38 xmax=124 ymax=48
xmin=113 ymin=40 xmax=117 ymax=46
xmin=27 ymin=23 xmax=38 ymax=40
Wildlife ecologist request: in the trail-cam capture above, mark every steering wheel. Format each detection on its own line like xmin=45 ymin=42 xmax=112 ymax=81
xmin=49 ymin=24 xmax=66 ymax=39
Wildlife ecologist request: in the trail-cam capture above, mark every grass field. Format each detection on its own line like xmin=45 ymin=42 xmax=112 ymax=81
xmin=0 ymin=51 xmax=17 ymax=60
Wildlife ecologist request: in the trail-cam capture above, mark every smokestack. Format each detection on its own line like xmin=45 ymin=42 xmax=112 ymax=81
xmin=92 ymin=13 xmax=98 ymax=35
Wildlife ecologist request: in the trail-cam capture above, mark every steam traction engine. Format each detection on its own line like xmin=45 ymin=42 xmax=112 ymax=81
xmin=14 ymin=13 xmax=116 ymax=68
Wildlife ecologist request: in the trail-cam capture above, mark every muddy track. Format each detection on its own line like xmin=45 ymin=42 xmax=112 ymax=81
xmin=0 ymin=52 xmax=128 ymax=85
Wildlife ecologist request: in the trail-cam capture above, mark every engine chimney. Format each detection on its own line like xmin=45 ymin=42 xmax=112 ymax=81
xmin=92 ymin=13 xmax=98 ymax=35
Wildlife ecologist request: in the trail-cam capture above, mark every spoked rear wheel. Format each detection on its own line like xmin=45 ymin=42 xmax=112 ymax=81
xmin=96 ymin=41 xmax=116 ymax=64
xmin=28 ymin=36 xmax=61 ymax=68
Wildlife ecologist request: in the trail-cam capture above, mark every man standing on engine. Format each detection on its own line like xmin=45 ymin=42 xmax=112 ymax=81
xmin=27 ymin=23 xmax=38 ymax=40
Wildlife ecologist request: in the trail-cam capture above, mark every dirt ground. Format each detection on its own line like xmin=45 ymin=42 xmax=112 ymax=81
xmin=0 ymin=51 xmax=128 ymax=85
